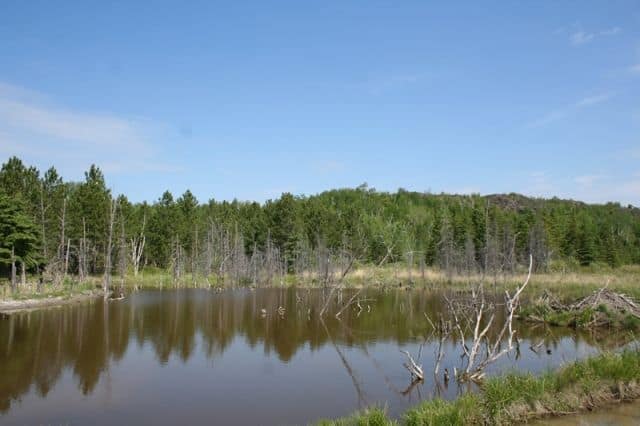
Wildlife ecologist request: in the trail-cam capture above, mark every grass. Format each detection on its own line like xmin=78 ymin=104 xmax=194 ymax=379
xmin=404 ymin=394 xmax=483 ymax=426
xmin=3 ymin=263 xmax=640 ymax=311
xmin=343 ymin=263 xmax=640 ymax=299
xmin=316 ymin=407 xmax=396 ymax=426
xmin=0 ymin=276 xmax=97 ymax=301
xmin=318 ymin=349 xmax=640 ymax=425
xmin=75 ymin=262 xmax=640 ymax=294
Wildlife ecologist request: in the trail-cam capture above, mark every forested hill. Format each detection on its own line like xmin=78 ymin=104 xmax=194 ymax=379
xmin=1 ymin=156 xmax=639 ymax=279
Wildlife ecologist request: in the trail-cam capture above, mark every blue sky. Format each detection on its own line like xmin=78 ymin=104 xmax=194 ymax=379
xmin=1 ymin=1 xmax=639 ymax=205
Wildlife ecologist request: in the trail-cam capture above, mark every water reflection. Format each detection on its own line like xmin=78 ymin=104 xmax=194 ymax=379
xmin=0 ymin=288 xmax=631 ymax=425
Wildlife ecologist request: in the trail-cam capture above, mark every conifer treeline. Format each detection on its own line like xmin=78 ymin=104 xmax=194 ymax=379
xmin=1 ymin=156 xmax=639 ymax=284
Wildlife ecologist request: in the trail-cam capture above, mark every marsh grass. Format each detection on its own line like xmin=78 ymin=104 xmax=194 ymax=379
xmin=319 ymin=349 xmax=640 ymax=426
xmin=404 ymin=394 xmax=483 ymax=426
xmin=0 ymin=276 xmax=96 ymax=301
xmin=316 ymin=407 xmax=395 ymax=426
xmin=344 ymin=264 xmax=640 ymax=299
xmin=91 ymin=263 xmax=640 ymax=300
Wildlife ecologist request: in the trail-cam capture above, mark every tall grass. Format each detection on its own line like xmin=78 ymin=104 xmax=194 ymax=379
xmin=316 ymin=407 xmax=395 ymax=426
xmin=0 ymin=276 xmax=97 ymax=301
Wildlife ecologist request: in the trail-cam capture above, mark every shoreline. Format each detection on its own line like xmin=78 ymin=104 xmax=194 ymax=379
xmin=0 ymin=289 xmax=105 ymax=314
xmin=318 ymin=350 xmax=640 ymax=425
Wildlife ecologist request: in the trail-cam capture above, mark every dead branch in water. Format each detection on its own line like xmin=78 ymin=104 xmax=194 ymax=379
xmin=441 ymin=254 xmax=533 ymax=383
xmin=400 ymin=349 xmax=424 ymax=381
xmin=319 ymin=247 xmax=360 ymax=317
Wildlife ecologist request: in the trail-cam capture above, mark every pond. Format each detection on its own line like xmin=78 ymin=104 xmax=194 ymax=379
xmin=0 ymin=288 xmax=631 ymax=425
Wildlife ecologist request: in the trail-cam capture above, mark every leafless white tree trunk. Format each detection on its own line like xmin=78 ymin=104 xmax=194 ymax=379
xmin=79 ymin=217 xmax=88 ymax=281
xmin=10 ymin=247 xmax=16 ymax=292
xmin=40 ymin=182 xmax=48 ymax=261
xmin=130 ymin=213 xmax=146 ymax=277
xmin=103 ymin=197 xmax=118 ymax=296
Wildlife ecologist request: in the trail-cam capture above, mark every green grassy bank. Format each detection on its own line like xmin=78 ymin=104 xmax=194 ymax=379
xmin=317 ymin=349 xmax=640 ymax=425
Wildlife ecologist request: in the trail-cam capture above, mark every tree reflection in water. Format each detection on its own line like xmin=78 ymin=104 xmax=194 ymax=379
xmin=0 ymin=288 xmax=630 ymax=422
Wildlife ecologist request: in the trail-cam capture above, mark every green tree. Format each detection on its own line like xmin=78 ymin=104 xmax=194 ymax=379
xmin=147 ymin=191 xmax=178 ymax=267
xmin=0 ymin=192 xmax=41 ymax=289
xmin=67 ymin=165 xmax=110 ymax=273
xmin=266 ymin=193 xmax=304 ymax=270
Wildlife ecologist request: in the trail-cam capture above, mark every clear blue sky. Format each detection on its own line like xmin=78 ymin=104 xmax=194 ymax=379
xmin=1 ymin=1 xmax=639 ymax=205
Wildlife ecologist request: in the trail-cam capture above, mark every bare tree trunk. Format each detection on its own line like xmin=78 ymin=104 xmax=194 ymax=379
xmin=192 ymin=223 xmax=198 ymax=285
xmin=118 ymin=213 xmax=127 ymax=292
xmin=172 ymin=235 xmax=183 ymax=284
xmin=130 ymin=213 xmax=146 ymax=277
xmin=10 ymin=247 xmax=16 ymax=292
xmin=40 ymin=182 xmax=48 ymax=261
xmin=406 ymin=251 xmax=414 ymax=284
xmin=103 ymin=198 xmax=118 ymax=296
xmin=79 ymin=217 xmax=87 ymax=281
xmin=64 ymin=238 xmax=70 ymax=280
xmin=444 ymin=255 xmax=533 ymax=382
xmin=57 ymin=197 xmax=67 ymax=283
xmin=20 ymin=261 xmax=26 ymax=287
xmin=59 ymin=197 xmax=66 ymax=258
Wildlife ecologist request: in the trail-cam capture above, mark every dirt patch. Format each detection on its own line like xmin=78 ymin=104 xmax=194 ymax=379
xmin=0 ymin=289 xmax=105 ymax=314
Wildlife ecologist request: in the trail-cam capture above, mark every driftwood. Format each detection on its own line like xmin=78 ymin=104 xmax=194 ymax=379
xmin=570 ymin=288 xmax=640 ymax=318
xmin=521 ymin=282 xmax=640 ymax=331
xmin=400 ymin=350 xmax=424 ymax=381
xmin=537 ymin=289 xmax=566 ymax=311
xmin=400 ymin=256 xmax=533 ymax=385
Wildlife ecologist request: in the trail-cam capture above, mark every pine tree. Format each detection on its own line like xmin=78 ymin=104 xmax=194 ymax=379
xmin=0 ymin=192 xmax=41 ymax=289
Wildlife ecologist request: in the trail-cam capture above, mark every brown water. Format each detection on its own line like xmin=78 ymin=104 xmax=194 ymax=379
xmin=0 ymin=288 xmax=630 ymax=425
xmin=535 ymin=401 xmax=640 ymax=425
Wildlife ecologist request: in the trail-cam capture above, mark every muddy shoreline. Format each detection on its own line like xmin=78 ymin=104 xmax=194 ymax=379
xmin=0 ymin=289 xmax=105 ymax=314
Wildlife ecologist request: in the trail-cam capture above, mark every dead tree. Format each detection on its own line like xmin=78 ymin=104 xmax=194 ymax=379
xmin=424 ymin=314 xmax=453 ymax=378
xmin=528 ymin=220 xmax=550 ymax=273
xmin=129 ymin=213 xmax=146 ymax=277
xmin=437 ymin=212 xmax=456 ymax=281
xmin=103 ymin=197 xmax=118 ymax=295
xmin=319 ymin=242 xmax=359 ymax=317
xmin=400 ymin=349 xmax=424 ymax=381
xmin=58 ymin=197 xmax=67 ymax=282
xmin=447 ymin=254 xmax=533 ymax=382
xmin=78 ymin=217 xmax=88 ymax=281
xmin=464 ymin=234 xmax=476 ymax=276
xmin=39 ymin=181 xmax=48 ymax=261
xmin=203 ymin=221 xmax=214 ymax=278
xmin=117 ymin=212 xmax=127 ymax=292
xmin=405 ymin=250 xmax=414 ymax=284
xmin=20 ymin=261 xmax=26 ymax=287
xmin=65 ymin=238 xmax=71 ymax=276
xmin=171 ymin=236 xmax=184 ymax=284
xmin=316 ymin=237 xmax=330 ymax=286
xmin=192 ymin=223 xmax=199 ymax=285
xmin=10 ymin=246 xmax=16 ymax=292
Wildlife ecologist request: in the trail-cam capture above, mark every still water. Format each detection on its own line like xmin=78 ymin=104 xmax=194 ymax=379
xmin=0 ymin=288 xmax=630 ymax=425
